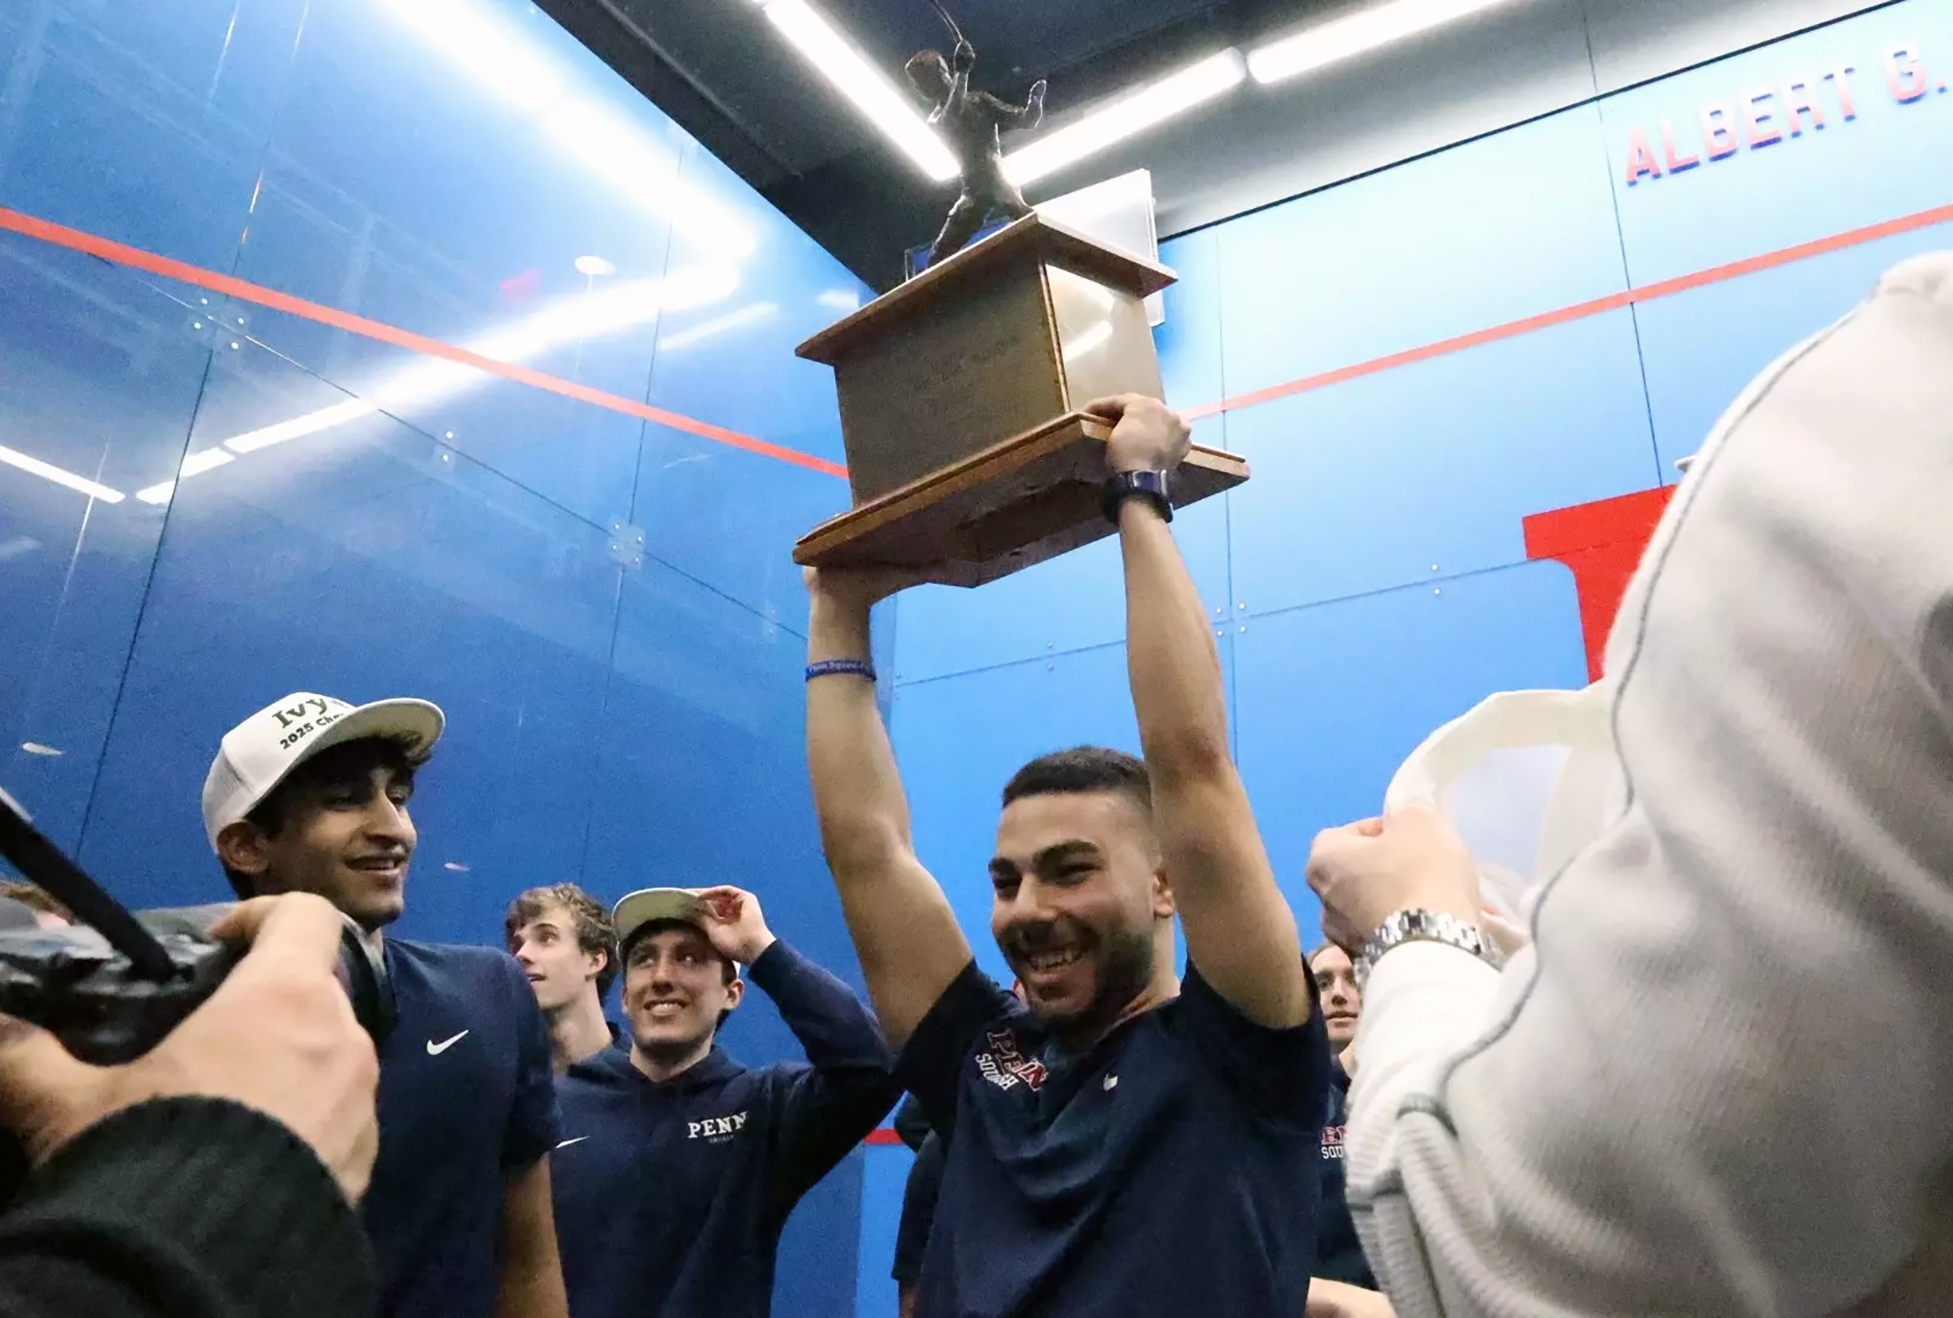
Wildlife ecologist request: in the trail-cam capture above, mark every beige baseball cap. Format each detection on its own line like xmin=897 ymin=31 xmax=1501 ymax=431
xmin=201 ymin=692 xmax=445 ymax=849
xmin=611 ymin=888 xmax=709 ymax=949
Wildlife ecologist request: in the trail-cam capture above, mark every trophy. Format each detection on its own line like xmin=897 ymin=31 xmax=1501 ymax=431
xmin=791 ymin=13 xmax=1248 ymax=587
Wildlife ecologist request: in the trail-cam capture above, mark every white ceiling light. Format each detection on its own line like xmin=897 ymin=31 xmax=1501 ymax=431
xmin=575 ymin=255 xmax=616 ymax=276
xmin=0 ymin=443 xmax=125 ymax=503
xmin=1248 ymin=0 xmax=1524 ymax=85
xmin=1003 ymin=50 xmax=1245 ymax=188
xmin=755 ymin=0 xmax=958 ymax=182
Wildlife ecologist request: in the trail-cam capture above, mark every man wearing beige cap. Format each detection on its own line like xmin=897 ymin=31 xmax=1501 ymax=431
xmin=548 ymin=884 xmax=898 ymax=1318
xmin=203 ymin=692 xmax=568 ymax=1318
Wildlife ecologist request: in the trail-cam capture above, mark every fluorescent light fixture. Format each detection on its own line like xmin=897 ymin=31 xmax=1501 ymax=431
xmin=816 ymin=288 xmax=862 ymax=312
xmin=1004 ymin=50 xmax=1245 ymax=188
xmin=757 ymin=0 xmax=958 ymax=181
xmin=0 ymin=443 xmax=125 ymax=503
xmin=657 ymin=302 xmax=779 ymax=350
xmin=575 ymin=255 xmax=616 ymax=276
xmin=19 ymin=742 xmax=62 ymax=757
xmin=1247 ymin=0 xmax=1522 ymax=85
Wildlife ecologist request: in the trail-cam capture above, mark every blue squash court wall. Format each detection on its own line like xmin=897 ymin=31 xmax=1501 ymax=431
xmin=857 ymin=2 xmax=1953 ymax=1311
xmin=0 ymin=0 xmax=869 ymax=1311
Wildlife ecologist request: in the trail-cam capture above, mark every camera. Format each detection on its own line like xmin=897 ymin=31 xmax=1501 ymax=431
xmin=0 ymin=787 xmax=395 ymax=1065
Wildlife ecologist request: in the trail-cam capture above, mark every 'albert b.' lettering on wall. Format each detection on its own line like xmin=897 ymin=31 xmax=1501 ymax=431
xmin=1622 ymin=45 xmax=1941 ymax=185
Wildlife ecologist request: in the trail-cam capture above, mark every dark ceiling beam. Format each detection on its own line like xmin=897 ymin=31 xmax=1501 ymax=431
xmin=532 ymin=0 xmax=794 ymax=186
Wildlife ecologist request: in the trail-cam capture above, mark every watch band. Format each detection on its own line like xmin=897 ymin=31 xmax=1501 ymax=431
xmin=1100 ymin=470 xmax=1172 ymax=525
xmin=1353 ymin=909 xmax=1497 ymax=988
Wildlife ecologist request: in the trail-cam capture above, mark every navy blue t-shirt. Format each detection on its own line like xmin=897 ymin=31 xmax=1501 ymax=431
xmin=550 ymin=940 xmax=899 ymax=1318
xmin=361 ymin=938 xmax=559 ymax=1318
xmin=901 ymin=960 xmax=1327 ymax=1317
xmin=1315 ymin=1061 xmax=1376 ymax=1290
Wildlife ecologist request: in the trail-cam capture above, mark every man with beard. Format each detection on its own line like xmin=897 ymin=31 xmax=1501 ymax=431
xmin=804 ymin=395 xmax=1328 ymax=1316
xmin=547 ymin=885 xmax=899 ymax=1318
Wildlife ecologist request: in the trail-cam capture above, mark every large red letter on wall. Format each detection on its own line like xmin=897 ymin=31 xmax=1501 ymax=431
xmin=1523 ymin=485 xmax=1678 ymax=682
xmin=1888 ymin=47 xmax=1929 ymax=102
xmin=1623 ymin=128 xmax=1662 ymax=184
xmin=1701 ymin=105 xmax=1740 ymax=160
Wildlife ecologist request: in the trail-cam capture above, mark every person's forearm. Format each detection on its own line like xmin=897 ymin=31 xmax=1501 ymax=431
xmin=804 ymin=585 xmax=973 ymax=1046
xmin=0 ymin=1098 xmax=376 ymax=1318
xmin=750 ymin=941 xmax=892 ymax=1072
xmin=494 ymin=1162 xmax=567 ymax=1318
xmin=1119 ymin=502 xmax=1231 ymax=788
xmin=806 ymin=595 xmax=915 ymax=876
xmin=493 ymin=1263 xmax=567 ymax=1318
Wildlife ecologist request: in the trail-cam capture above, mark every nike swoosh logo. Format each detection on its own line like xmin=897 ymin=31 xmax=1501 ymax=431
xmin=426 ymin=1030 xmax=469 ymax=1055
xmin=555 ymin=1136 xmax=589 ymax=1150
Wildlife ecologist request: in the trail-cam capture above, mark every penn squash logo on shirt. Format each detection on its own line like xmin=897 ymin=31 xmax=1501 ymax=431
xmin=1321 ymin=1122 xmax=1346 ymax=1160
xmin=687 ymin=1111 xmax=749 ymax=1143
xmin=976 ymin=1028 xmax=1049 ymax=1092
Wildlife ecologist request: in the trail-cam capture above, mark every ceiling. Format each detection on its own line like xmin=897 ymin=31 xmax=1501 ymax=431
xmin=537 ymin=0 xmax=1323 ymax=288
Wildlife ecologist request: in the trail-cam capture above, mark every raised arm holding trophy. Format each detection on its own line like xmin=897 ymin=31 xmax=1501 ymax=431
xmin=792 ymin=0 xmax=1249 ymax=588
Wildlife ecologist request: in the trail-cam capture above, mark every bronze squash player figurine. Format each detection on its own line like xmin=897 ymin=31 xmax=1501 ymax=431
xmin=904 ymin=3 xmax=1046 ymax=269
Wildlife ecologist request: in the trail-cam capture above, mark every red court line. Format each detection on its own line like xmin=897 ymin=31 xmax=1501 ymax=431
xmin=865 ymin=1127 xmax=904 ymax=1146
xmin=1186 ymin=199 xmax=1953 ymax=421
xmin=13 ymin=198 xmax=1951 ymax=459
xmin=0 ymin=205 xmax=850 ymax=479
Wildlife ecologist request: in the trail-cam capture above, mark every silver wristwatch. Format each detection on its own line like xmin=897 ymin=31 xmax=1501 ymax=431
xmin=1354 ymin=909 xmax=1498 ymax=988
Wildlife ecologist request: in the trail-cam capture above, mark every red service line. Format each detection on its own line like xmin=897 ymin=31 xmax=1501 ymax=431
xmin=1186 ymin=199 xmax=1953 ymax=421
xmin=10 ymin=199 xmax=1951 ymax=467
xmin=0 ymin=205 xmax=849 ymax=480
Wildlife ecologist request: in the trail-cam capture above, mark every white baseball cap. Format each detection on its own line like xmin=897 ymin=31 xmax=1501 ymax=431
xmin=611 ymin=888 xmax=709 ymax=949
xmin=201 ymin=692 xmax=445 ymax=850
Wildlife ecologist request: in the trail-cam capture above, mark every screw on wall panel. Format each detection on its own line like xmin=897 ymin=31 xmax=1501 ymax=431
xmin=1214 ymin=606 xmax=1224 ymax=617
xmin=1238 ymin=624 xmax=1247 ymax=633
xmin=1237 ymin=603 xmax=1246 ymax=610
xmin=1431 ymin=563 xmax=1440 ymax=571
xmin=1047 ymin=662 xmax=1054 ymax=671
xmin=1434 ymin=588 xmax=1442 ymax=596
xmin=606 ymin=520 xmax=647 ymax=570
xmin=1046 ymin=642 xmax=1053 ymax=650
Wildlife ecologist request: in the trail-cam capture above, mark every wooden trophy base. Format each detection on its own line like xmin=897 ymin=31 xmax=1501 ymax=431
xmin=793 ymin=412 xmax=1248 ymax=587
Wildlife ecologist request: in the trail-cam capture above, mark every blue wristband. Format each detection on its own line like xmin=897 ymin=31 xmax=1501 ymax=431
xmin=806 ymin=658 xmax=876 ymax=682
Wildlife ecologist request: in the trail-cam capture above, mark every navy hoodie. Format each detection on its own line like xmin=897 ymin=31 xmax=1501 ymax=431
xmin=550 ymin=940 xmax=899 ymax=1318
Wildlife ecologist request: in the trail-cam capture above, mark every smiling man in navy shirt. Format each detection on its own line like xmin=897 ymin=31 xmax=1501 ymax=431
xmin=805 ymin=395 xmax=1328 ymax=1317
xmin=548 ymin=883 xmax=899 ymax=1318
xmin=203 ymin=692 xmax=568 ymax=1318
